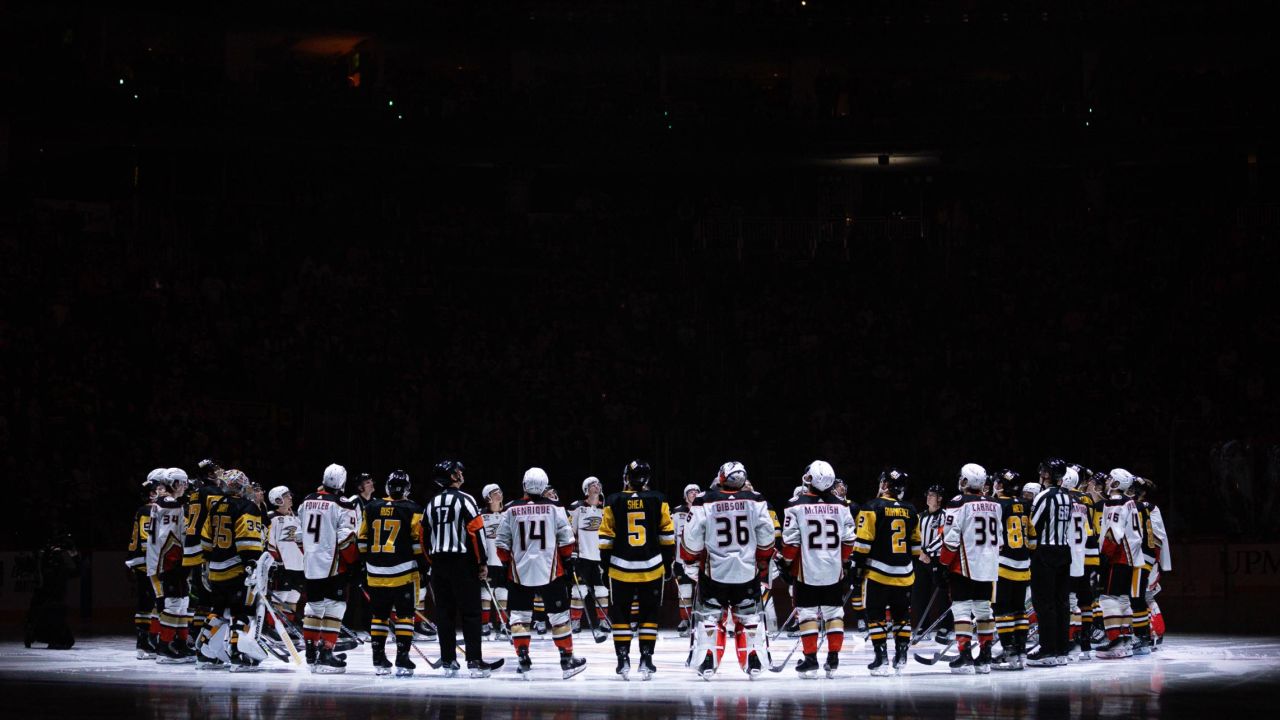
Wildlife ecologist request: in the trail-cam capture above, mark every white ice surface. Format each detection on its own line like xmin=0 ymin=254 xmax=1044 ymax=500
xmin=3 ymin=632 xmax=1279 ymax=716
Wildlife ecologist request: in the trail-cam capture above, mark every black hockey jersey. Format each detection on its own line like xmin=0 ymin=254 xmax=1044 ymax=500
xmin=184 ymin=485 xmax=224 ymax=568
xmin=127 ymin=503 xmax=151 ymax=572
xmin=598 ymin=489 xmax=675 ymax=583
xmin=995 ymin=494 xmax=1031 ymax=582
xmin=200 ymin=495 xmax=265 ymax=583
xmin=854 ymin=495 xmax=922 ymax=587
xmin=358 ymin=496 xmax=425 ymax=588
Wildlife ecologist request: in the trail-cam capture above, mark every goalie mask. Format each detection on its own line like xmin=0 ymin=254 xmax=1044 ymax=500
xmin=717 ymin=461 xmax=748 ymax=491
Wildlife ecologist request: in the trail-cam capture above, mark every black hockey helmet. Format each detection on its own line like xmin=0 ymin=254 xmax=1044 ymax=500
xmin=879 ymin=466 xmax=909 ymax=497
xmin=386 ymin=469 xmax=411 ymax=497
xmin=992 ymin=468 xmax=1020 ymax=494
xmin=623 ymin=460 xmax=652 ymax=490
xmin=433 ymin=459 xmax=464 ymax=486
xmin=1038 ymin=457 xmax=1067 ymax=484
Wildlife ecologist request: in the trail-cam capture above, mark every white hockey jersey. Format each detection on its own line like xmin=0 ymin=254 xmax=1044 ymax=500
xmin=781 ymin=494 xmax=856 ymax=586
xmin=299 ymin=490 xmax=357 ymax=580
xmin=268 ymin=513 xmax=306 ymax=572
xmin=567 ymin=499 xmax=604 ymax=562
xmin=941 ymin=495 xmax=1002 ymax=582
xmin=1101 ymin=495 xmax=1143 ymax=567
xmin=497 ymin=496 xmax=575 ymax=587
xmin=1147 ymin=504 xmax=1172 ymax=572
xmin=146 ymin=495 xmax=186 ymax=577
xmin=671 ymin=503 xmax=693 ymax=566
xmin=680 ymin=488 xmax=775 ymax=585
xmin=1068 ymin=496 xmax=1090 ymax=578
xmin=480 ymin=508 xmax=505 ymax=568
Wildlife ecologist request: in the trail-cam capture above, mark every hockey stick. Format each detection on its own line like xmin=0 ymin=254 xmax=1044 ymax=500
xmin=570 ymin=568 xmax=610 ymax=643
xmin=909 ymin=587 xmax=943 ymax=645
xmin=770 ymin=606 xmax=799 ymax=641
xmin=914 ymin=637 xmax=959 ymax=665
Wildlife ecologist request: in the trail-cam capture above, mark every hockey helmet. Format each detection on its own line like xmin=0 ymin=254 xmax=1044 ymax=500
xmin=322 ymin=463 xmax=347 ymax=491
xmin=522 ymin=467 xmax=550 ymax=496
xmin=803 ymin=460 xmax=837 ymax=493
xmin=386 ymin=469 xmax=411 ymax=497
xmin=959 ymin=463 xmax=987 ymax=492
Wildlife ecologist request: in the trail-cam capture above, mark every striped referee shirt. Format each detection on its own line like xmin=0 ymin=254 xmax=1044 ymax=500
xmin=919 ymin=508 xmax=946 ymax=558
xmin=1030 ymin=485 xmax=1072 ymax=547
xmin=424 ymin=487 xmax=486 ymax=562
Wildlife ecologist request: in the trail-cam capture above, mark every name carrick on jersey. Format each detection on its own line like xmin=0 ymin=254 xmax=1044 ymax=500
xmin=200 ymin=495 xmax=265 ymax=583
xmin=147 ymin=495 xmax=187 ymax=577
xmin=780 ymin=492 xmax=856 ymax=586
xmin=184 ymin=485 xmax=224 ymax=568
xmin=597 ymin=489 xmax=676 ymax=583
xmin=854 ymin=495 xmax=922 ymax=587
xmin=299 ymin=490 xmax=357 ymax=580
xmin=941 ymin=494 xmax=1002 ymax=583
xmin=358 ymin=497 xmax=425 ymax=588
xmin=681 ymin=488 xmax=775 ymax=585
xmin=1100 ymin=495 xmax=1143 ymax=568
xmin=480 ymin=508 xmax=505 ymax=568
xmin=268 ymin=513 xmax=305 ymax=572
xmin=995 ymin=495 xmax=1032 ymax=582
xmin=567 ymin=499 xmax=605 ymax=562
xmin=127 ymin=503 xmax=151 ymax=571
xmin=497 ymin=496 xmax=575 ymax=587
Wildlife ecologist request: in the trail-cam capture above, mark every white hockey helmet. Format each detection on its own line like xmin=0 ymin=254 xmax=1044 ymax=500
xmin=164 ymin=467 xmax=189 ymax=492
xmin=144 ymin=467 xmax=167 ymax=490
xmin=959 ymin=463 xmax=988 ymax=492
xmin=1061 ymin=466 xmax=1080 ymax=490
xmin=718 ymin=461 xmax=748 ymax=491
xmin=1107 ymin=468 xmax=1135 ymax=494
xmin=268 ymin=485 xmax=291 ymax=507
xmin=1022 ymin=482 xmax=1042 ymax=498
xmin=683 ymin=483 xmax=701 ymax=500
xmin=481 ymin=483 xmax=502 ymax=501
xmin=803 ymin=460 xmax=837 ymax=493
xmin=322 ymin=463 xmax=347 ymax=491
xmin=582 ymin=476 xmax=602 ymax=496
xmin=523 ymin=467 xmax=549 ymax=496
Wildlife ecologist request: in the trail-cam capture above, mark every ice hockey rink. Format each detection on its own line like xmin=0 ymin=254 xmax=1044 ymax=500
xmin=3 ymin=633 xmax=1279 ymax=720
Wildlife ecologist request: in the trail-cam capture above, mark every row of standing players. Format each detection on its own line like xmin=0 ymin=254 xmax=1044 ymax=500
xmin=125 ymin=456 xmax=1171 ymax=679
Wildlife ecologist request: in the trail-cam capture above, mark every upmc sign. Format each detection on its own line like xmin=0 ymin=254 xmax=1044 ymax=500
xmin=1221 ymin=546 xmax=1280 ymax=580
xmin=1158 ymin=543 xmax=1280 ymax=633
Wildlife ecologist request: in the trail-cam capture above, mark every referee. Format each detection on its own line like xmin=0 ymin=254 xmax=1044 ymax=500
xmin=423 ymin=460 xmax=498 ymax=676
xmin=1027 ymin=457 xmax=1072 ymax=666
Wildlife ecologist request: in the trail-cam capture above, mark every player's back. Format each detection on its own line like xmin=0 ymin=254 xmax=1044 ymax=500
xmin=944 ymin=494 xmax=1002 ymax=582
xmin=202 ymin=495 xmax=264 ymax=582
xmin=856 ymin=496 xmax=921 ymax=586
xmin=500 ymin=496 xmax=571 ymax=586
xmin=1101 ymin=495 xmax=1142 ymax=566
xmin=300 ymin=490 xmax=353 ymax=579
xmin=183 ymin=485 xmax=223 ymax=567
xmin=685 ymin=488 xmax=774 ymax=585
xmin=600 ymin=489 xmax=674 ymax=582
xmin=359 ymin=497 xmax=423 ymax=587
xmin=147 ymin=495 xmax=186 ymax=575
xmin=995 ymin=495 xmax=1031 ymax=581
xmin=782 ymin=492 xmax=854 ymax=586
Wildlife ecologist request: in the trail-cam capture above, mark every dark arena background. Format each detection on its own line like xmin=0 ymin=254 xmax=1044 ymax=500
xmin=1 ymin=1 xmax=1278 ymax=718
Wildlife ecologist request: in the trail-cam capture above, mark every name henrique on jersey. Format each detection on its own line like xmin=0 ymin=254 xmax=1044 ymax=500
xmin=995 ymin=495 xmax=1032 ymax=582
xmin=681 ymin=488 xmax=775 ymax=585
xmin=497 ymin=496 xmax=576 ymax=587
xmin=147 ymin=495 xmax=187 ymax=577
xmin=200 ymin=495 xmax=265 ymax=583
xmin=597 ymin=489 xmax=676 ymax=583
xmin=268 ymin=513 xmax=305 ymax=572
xmin=1100 ymin=495 xmax=1144 ymax=568
xmin=854 ymin=495 xmax=923 ymax=587
xmin=941 ymin=495 xmax=1002 ymax=582
xmin=358 ymin=497 xmax=425 ymax=588
xmin=299 ymin=490 xmax=357 ymax=580
xmin=780 ymin=492 xmax=856 ymax=586
xmin=567 ymin=499 xmax=604 ymax=562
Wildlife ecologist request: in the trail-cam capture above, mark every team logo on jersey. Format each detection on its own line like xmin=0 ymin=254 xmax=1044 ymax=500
xmin=280 ymin=525 xmax=299 ymax=542
xmin=582 ymin=517 xmax=603 ymax=532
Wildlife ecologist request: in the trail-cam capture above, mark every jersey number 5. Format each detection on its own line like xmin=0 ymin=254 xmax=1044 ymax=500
xmin=627 ymin=512 xmax=647 ymax=547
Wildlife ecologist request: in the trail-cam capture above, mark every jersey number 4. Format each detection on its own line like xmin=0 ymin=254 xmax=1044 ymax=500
xmin=519 ymin=521 xmax=548 ymax=552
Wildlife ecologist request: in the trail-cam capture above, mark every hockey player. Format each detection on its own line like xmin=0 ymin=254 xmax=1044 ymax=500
xmin=939 ymin=463 xmax=1002 ymax=674
xmin=496 ymin=468 xmax=588 ymax=679
xmin=358 ymin=470 xmax=426 ymax=676
xmin=670 ymin=483 xmax=702 ymax=635
xmin=597 ymin=460 xmax=676 ymax=680
xmin=148 ymin=468 xmax=195 ymax=663
xmin=568 ymin=476 xmax=610 ymax=634
xmin=853 ymin=467 xmax=922 ymax=676
xmin=681 ymin=461 xmax=776 ymax=679
xmin=196 ymin=469 xmax=266 ymax=671
xmin=1096 ymin=468 xmax=1144 ymax=659
xmin=1063 ymin=465 xmax=1097 ymax=660
xmin=299 ymin=463 xmax=359 ymax=673
xmin=266 ymin=486 xmax=305 ymax=626
xmin=913 ymin=484 xmax=951 ymax=644
xmin=478 ymin=484 xmax=509 ymax=638
xmin=990 ymin=469 xmax=1031 ymax=670
xmin=1125 ymin=476 xmax=1157 ymax=656
xmin=128 ymin=470 xmax=162 ymax=659
xmin=183 ymin=459 xmax=223 ymax=645
xmin=779 ymin=461 xmax=856 ymax=679
xmin=1136 ymin=478 xmax=1172 ymax=648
